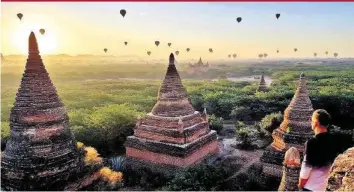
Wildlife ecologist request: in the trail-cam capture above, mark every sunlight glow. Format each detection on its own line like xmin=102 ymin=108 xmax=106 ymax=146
xmin=12 ymin=23 xmax=58 ymax=55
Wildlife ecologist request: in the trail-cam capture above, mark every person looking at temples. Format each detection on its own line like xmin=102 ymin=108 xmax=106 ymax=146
xmin=298 ymin=109 xmax=353 ymax=191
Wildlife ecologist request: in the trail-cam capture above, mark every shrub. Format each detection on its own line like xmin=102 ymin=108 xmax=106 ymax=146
xmin=259 ymin=112 xmax=283 ymax=134
xmin=235 ymin=121 xmax=246 ymax=129
xmin=209 ymin=114 xmax=224 ymax=134
xmin=235 ymin=127 xmax=258 ymax=150
xmin=71 ymin=104 xmax=143 ymax=156
xmin=167 ymin=164 xmax=232 ymax=191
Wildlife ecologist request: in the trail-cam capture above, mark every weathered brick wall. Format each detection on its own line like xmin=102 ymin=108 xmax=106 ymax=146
xmin=126 ymin=140 xmax=218 ymax=167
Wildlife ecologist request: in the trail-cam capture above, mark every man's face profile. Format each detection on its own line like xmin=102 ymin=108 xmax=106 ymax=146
xmin=311 ymin=113 xmax=318 ymax=131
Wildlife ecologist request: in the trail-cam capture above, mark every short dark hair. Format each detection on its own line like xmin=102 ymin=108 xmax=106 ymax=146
xmin=313 ymin=109 xmax=331 ymax=127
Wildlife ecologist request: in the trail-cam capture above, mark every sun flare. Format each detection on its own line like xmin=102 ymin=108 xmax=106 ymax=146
xmin=12 ymin=24 xmax=58 ymax=55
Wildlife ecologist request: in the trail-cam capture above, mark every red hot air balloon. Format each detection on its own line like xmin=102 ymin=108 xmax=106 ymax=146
xmin=17 ymin=13 xmax=23 ymax=21
xmin=236 ymin=17 xmax=242 ymax=23
xmin=155 ymin=41 xmax=160 ymax=47
xmin=120 ymin=9 xmax=126 ymax=18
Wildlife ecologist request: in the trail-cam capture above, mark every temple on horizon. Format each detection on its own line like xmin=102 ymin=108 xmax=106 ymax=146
xmin=125 ymin=53 xmax=218 ymax=174
xmin=260 ymin=73 xmax=314 ymax=177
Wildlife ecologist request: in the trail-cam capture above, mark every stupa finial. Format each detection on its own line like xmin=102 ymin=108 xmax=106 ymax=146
xmin=29 ymin=31 xmax=39 ymax=55
xmin=169 ymin=53 xmax=175 ymax=65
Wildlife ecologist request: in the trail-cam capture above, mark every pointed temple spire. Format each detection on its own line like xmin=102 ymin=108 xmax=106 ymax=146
xmin=125 ymin=53 xmax=218 ymax=174
xmin=152 ymin=53 xmax=195 ymax=117
xmin=256 ymin=73 xmax=268 ymax=92
xmin=1 ymin=32 xmax=84 ymax=190
xmin=261 ymin=73 xmax=314 ymax=177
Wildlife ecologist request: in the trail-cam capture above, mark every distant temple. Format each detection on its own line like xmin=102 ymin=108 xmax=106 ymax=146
xmin=188 ymin=57 xmax=209 ymax=75
xmin=256 ymin=73 xmax=268 ymax=92
xmin=1 ymin=32 xmax=93 ymax=190
xmin=261 ymin=73 xmax=314 ymax=177
xmin=125 ymin=53 xmax=218 ymax=174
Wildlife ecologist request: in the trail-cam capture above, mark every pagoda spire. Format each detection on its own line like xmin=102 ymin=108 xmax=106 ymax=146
xmin=256 ymin=72 xmax=268 ymax=92
xmin=260 ymin=72 xmax=314 ymax=177
xmin=1 ymin=32 xmax=82 ymax=190
xmin=151 ymin=53 xmax=195 ymax=117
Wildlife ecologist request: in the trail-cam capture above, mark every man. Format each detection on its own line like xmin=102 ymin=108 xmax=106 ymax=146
xmin=298 ymin=109 xmax=353 ymax=191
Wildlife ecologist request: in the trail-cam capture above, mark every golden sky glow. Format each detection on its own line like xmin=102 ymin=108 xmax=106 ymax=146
xmin=2 ymin=2 xmax=354 ymax=59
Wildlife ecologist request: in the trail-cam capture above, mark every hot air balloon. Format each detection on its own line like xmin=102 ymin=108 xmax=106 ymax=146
xmin=258 ymin=54 xmax=264 ymax=59
xmin=186 ymin=48 xmax=190 ymax=52
xmin=228 ymin=54 xmax=231 ymax=58
xmin=17 ymin=13 xmax=23 ymax=21
xmin=334 ymin=53 xmax=338 ymax=58
xmin=276 ymin=13 xmax=281 ymax=19
xmin=104 ymin=48 xmax=108 ymax=53
xmin=233 ymin=54 xmax=237 ymax=58
xmin=168 ymin=43 xmax=171 ymax=47
xmin=120 ymin=9 xmax=126 ymax=18
xmin=236 ymin=17 xmax=242 ymax=23
xmin=147 ymin=51 xmax=151 ymax=56
xmin=314 ymin=52 xmax=317 ymax=57
xmin=124 ymin=42 xmax=128 ymax=46
xmin=325 ymin=51 xmax=329 ymax=56
xmin=175 ymin=51 xmax=179 ymax=55
xmin=39 ymin=29 xmax=45 ymax=35
xmin=155 ymin=41 xmax=160 ymax=47
xmin=277 ymin=50 xmax=279 ymax=53
xmin=209 ymin=48 xmax=213 ymax=53
xmin=294 ymin=48 xmax=298 ymax=52
xmin=263 ymin=53 xmax=268 ymax=58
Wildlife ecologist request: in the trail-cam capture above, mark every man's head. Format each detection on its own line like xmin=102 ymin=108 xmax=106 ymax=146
xmin=311 ymin=109 xmax=331 ymax=132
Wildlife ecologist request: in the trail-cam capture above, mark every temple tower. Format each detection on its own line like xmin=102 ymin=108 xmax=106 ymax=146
xmin=125 ymin=53 xmax=218 ymax=174
xmin=256 ymin=73 xmax=268 ymax=92
xmin=261 ymin=73 xmax=314 ymax=177
xmin=1 ymin=32 xmax=83 ymax=190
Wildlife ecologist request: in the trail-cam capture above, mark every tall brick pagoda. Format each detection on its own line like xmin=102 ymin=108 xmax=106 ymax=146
xmin=261 ymin=73 xmax=314 ymax=177
xmin=125 ymin=53 xmax=218 ymax=174
xmin=1 ymin=32 xmax=84 ymax=190
xmin=256 ymin=73 xmax=268 ymax=92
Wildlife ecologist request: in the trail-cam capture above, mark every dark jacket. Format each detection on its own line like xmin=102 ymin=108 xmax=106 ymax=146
xmin=305 ymin=132 xmax=353 ymax=168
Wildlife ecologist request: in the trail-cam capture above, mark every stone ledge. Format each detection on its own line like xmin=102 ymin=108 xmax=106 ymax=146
xmin=125 ymin=131 xmax=217 ymax=157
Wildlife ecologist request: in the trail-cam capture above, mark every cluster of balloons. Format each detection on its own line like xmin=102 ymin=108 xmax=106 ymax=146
xmin=17 ymin=11 xmax=341 ymax=59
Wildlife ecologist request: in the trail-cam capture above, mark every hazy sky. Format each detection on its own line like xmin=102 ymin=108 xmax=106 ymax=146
xmin=2 ymin=2 xmax=354 ymax=59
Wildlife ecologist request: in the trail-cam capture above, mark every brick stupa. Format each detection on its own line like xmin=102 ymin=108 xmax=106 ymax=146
xmin=125 ymin=53 xmax=218 ymax=174
xmin=1 ymin=32 xmax=84 ymax=190
xmin=261 ymin=73 xmax=314 ymax=177
xmin=256 ymin=73 xmax=268 ymax=92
